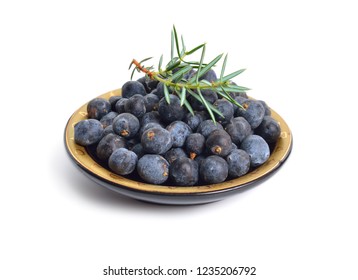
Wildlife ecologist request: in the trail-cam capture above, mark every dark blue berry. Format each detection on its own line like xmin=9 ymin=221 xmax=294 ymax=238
xmin=121 ymin=81 xmax=146 ymax=98
xmin=137 ymin=76 xmax=159 ymax=93
xmin=140 ymin=111 xmax=161 ymax=127
xmin=185 ymin=133 xmax=205 ymax=159
xmin=150 ymin=88 xmax=160 ymax=99
xmin=200 ymin=155 xmax=228 ymax=184
xmin=233 ymin=96 xmax=248 ymax=116
xmin=166 ymin=121 xmax=192 ymax=148
xmin=240 ymin=135 xmax=270 ymax=168
xmin=114 ymin=98 xmax=128 ymax=114
xmin=194 ymin=154 xmax=206 ymax=168
xmin=103 ymin=125 xmax=114 ymax=137
xmin=124 ymin=94 xmax=147 ymax=118
xmin=96 ymin=133 xmax=126 ymax=160
xmin=108 ymin=148 xmax=138 ymax=175
xmin=257 ymin=100 xmax=271 ymax=116
xmin=213 ymin=99 xmax=234 ymax=125
xmin=206 ymin=129 xmax=233 ymax=157
xmin=164 ymin=147 xmax=187 ymax=164
xmin=197 ymin=120 xmax=223 ymax=138
xmin=232 ymin=143 xmax=238 ymax=150
xmin=158 ymin=95 xmax=186 ymax=124
xmin=131 ymin=143 xmax=145 ymax=159
xmin=109 ymin=96 xmax=122 ymax=111
xmin=199 ymin=69 xmax=217 ymax=82
xmin=139 ymin=122 xmax=163 ymax=138
xmin=112 ymin=113 xmax=140 ymax=139
xmin=225 ymin=117 xmax=252 ymax=145
xmin=137 ymin=154 xmax=169 ymax=184
xmin=87 ymin=98 xmax=111 ymax=120
xmin=188 ymin=89 xmax=218 ymax=111
xmin=141 ymin=127 xmax=173 ymax=154
xmin=226 ymin=149 xmax=250 ymax=178
xmin=196 ymin=110 xmax=209 ymax=121
xmin=74 ymin=119 xmax=104 ymax=146
xmin=236 ymin=99 xmax=265 ymax=129
xmin=169 ymin=157 xmax=199 ymax=186
xmin=183 ymin=112 xmax=203 ymax=131
xmin=153 ymin=83 xmax=166 ymax=99
xmin=144 ymin=93 xmax=159 ymax=112
xmin=100 ymin=111 xmax=118 ymax=128
xmin=255 ymin=116 xmax=281 ymax=145
xmin=126 ymin=137 xmax=139 ymax=150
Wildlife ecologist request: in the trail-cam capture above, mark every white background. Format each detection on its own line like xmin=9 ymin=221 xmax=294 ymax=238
xmin=1 ymin=0 xmax=357 ymax=279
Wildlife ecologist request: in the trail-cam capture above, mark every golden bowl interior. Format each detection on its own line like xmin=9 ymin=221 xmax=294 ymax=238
xmin=65 ymin=89 xmax=292 ymax=194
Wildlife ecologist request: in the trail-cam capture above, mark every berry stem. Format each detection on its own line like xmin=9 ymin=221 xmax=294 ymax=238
xmin=131 ymin=59 xmax=154 ymax=79
xmin=132 ymin=59 xmax=227 ymax=91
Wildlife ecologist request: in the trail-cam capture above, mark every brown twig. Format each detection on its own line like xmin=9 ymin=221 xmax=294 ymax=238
xmin=131 ymin=59 xmax=154 ymax=79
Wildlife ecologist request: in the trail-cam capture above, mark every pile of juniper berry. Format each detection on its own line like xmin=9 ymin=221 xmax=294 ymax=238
xmin=74 ymin=70 xmax=281 ymax=186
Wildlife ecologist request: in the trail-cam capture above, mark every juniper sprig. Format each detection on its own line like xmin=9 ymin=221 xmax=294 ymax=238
xmin=129 ymin=25 xmax=249 ymax=123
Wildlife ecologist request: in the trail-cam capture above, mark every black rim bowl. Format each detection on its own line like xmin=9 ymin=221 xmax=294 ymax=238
xmin=64 ymin=89 xmax=293 ymax=205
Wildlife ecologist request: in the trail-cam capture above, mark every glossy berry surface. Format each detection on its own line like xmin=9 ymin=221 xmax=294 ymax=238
xmin=137 ymin=154 xmax=169 ymax=184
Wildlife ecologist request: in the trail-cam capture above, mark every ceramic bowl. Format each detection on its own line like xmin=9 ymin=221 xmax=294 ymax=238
xmin=64 ymin=89 xmax=293 ymax=205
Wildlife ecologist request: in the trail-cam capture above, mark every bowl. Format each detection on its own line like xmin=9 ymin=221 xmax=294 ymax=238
xmin=64 ymin=88 xmax=293 ymax=205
